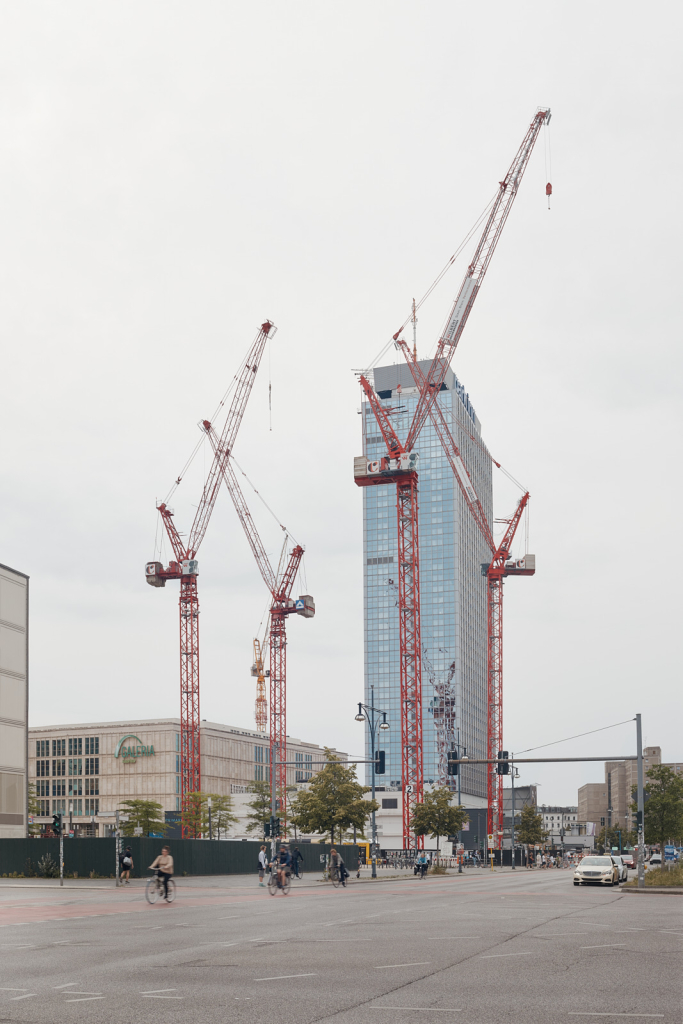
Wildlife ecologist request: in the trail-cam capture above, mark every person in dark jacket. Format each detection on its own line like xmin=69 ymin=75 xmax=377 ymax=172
xmin=119 ymin=846 xmax=133 ymax=884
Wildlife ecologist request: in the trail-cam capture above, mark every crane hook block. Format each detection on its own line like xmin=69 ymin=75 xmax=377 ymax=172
xmin=545 ymin=182 xmax=552 ymax=196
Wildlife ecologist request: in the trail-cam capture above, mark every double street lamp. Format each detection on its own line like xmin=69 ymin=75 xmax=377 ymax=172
xmin=355 ymin=685 xmax=389 ymax=879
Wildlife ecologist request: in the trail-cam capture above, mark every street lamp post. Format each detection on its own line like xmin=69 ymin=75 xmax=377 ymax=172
xmin=355 ymin=685 xmax=390 ymax=880
xmin=207 ymin=796 xmax=213 ymax=840
xmin=510 ymin=756 xmax=518 ymax=870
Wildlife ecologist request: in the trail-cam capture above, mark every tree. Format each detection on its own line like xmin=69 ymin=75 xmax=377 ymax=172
xmin=410 ymin=788 xmax=468 ymax=856
xmin=119 ymin=799 xmax=169 ymax=838
xmin=27 ymin=783 xmax=41 ymax=836
xmin=289 ymin=749 xmax=378 ymax=845
xmin=245 ymin=780 xmax=273 ymax=840
xmin=596 ymin=821 xmax=636 ymax=854
xmin=181 ymin=793 xmax=204 ymax=839
xmin=201 ymin=794 xmax=238 ymax=839
xmin=632 ymin=765 xmax=683 ymax=855
xmin=516 ymin=804 xmax=549 ymax=853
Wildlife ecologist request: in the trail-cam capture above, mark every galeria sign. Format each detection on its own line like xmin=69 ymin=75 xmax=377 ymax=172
xmin=115 ymin=734 xmax=155 ymax=764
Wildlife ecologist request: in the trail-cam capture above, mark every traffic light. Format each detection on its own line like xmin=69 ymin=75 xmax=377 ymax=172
xmin=264 ymin=821 xmax=271 ymax=838
xmin=448 ymin=749 xmax=459 ymax=776
xmin=473 ymin=834 xmax=478 ymax=846
xmin=52 ymin=813 xmax=62 ymax=835
xmin=273 ymin=818 xmax=281 ymax=836
xmin=375 ymin=750 xmax=385 ymax=775
xmin=496 ymin=750 xmax=510 ymax=775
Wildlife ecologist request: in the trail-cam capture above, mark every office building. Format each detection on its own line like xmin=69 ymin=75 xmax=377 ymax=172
xmin=29 ymin=718 xmax=346 ymax=835
xmin=578 ymin=746 xmax=663 ymax=832
xmin=0 ymin=562 xmax=29 ymax=839
xmin=360 ymin=360 xmax=492 ymax=804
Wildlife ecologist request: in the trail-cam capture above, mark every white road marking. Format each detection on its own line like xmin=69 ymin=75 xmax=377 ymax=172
xmin=580 ymin=944 xmax=626 ymax=949
xmin=255 ymin=973 xmax=318 ymax=981
xmin=374 ymin=962 xmax=432 ymax=969
xmin=65 ymin=997 xmax=106 ymax=1003
xmin=569 ymin=1015 xmax=664 ymax=1018
xmin=53 ymin=983 xmax=78 ymax=989
xmin=141 ymin=995 xmax=183 ymax=999
xmin=63 ymin=992 xmax=103 ymax=996
xmin=9 ymin=994 xmax=36 ymax=1001
xmin=480 ymin=952 xmax=534 ymax=958
xmin=370 ymin=1009 xmax=461 ymax=1013
xmin=0 ymin=988 xmax=28 ymax=992
xmin=141 ymin=990 xmax=178 ymax=994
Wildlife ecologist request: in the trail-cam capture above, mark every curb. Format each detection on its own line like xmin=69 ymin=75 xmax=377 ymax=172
xmin=622 ymin=886 xmax=683 ymax=895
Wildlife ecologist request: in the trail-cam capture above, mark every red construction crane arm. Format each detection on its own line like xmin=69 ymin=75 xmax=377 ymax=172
xmin=204 ymin=424 xmax=278 ymax=595
xmin=490 ymin=491 xmax=530 ymax=571
xmin=157 ymin=503 xmax=187 ymax=563
xmin=359 ymin=374 xmax=405 ymax=455
xmin=276 ymin=545 xmax=304 ymax=603
xmin=395 ymin=340 xmax=495 ymax=553
xmin=405 ymin=109 xmax=551 ymax=451
xmin=187 ymin=321 xmax=274 ymax=556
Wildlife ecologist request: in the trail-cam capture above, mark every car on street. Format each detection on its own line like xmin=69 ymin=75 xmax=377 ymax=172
xmin=611 ymin=855 xmax=629 ymax=882
xmin=573 ymin=855 xmax=620 ymax=886
xmin=647 ymin=854 xmax=662 ymax=869
xmin=621 ymin=853 xmax=634 ymax=869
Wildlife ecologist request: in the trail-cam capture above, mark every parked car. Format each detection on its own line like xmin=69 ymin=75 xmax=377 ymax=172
xmin=621 ymin=853 xmax=634 ymax=869
xmin=647 ymin=854 xmax=662 ymax=869
xmin=611 ymin=855 xmax=628 ymax=882
xmin=574 ymin=855 xmax=620 ymax=886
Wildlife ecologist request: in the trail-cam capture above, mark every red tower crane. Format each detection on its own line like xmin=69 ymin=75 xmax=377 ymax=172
xmin=145 ymin=321 xmax=274 ymax=831
xmin=204 ymin=430 xmax=315 ymax=819
xmin=355 ymin=107 xmax=550 ymax=848
xmin=394 ymin=342 xmax=535 ymax=844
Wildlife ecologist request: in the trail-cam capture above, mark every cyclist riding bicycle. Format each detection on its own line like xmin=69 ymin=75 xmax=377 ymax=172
xmin=148 ymin=846 xmax=174 ymax=901
xmin=276 ymin=842 xmax=291 ymax=888
xmin=417 ymin=851 xmax=428 ymax=878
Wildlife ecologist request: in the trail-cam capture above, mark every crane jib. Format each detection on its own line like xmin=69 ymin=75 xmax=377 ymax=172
xmin=443 ymin=277 xmax=478 ymax=347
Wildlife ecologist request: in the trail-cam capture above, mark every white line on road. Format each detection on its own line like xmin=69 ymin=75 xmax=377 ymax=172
xmin=0 ymin=988 xmax=28 ymax=992
xmin=255 ymin=974 xmax=318 ymax=982
xmin=140 ymin=990 xmax=178 ymax=994
xmin=568 ymin=1014 xmax=664 ymax=1018
xmin=141 ymin=995 xmax=183 ymax=999
xmin=580 ymin=944 xmax=626 ymax=949
xmin=480 ymin=952 xmax=534 ymax=958
xmin=370 ymin=1008 xmax=462 ymax=1013
xmin=374 ymin=962 xmax=432 ymax=969
xmin=65 ymin=997 xmax=106 ymax=1003
xmin=53 ymin=983 xmax=78 ymax=989
xmin=9 ymin=994 xmax=36 ymax=1000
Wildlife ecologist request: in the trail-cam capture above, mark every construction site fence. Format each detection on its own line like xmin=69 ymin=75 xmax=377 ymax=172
xmin=0 ymin=838 xmax=359 ymax=879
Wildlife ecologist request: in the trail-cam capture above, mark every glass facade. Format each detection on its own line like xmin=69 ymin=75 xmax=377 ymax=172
xmin=362 ymin=361 xmax=492 ymax=799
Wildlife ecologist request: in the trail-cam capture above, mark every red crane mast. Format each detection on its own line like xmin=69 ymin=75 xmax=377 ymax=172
xmin=146 ymin=321 xmax=274 ymax=832
xmin=356 ymin=108 xmax=549 ymax=849
xmin=205 ymin=428 xmax=315 ymax=821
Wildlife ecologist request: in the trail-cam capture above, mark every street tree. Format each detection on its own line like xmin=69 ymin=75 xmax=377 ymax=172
xmin=119 ymin=799 xmax=169 ymax=837
xmin=201 ymin=793 xmax=238 ymax=839
xmin=27 ymin=783 xmax=41 ymax=836
xmin=245 ymin=780 xmax=272 ymax=840
xmin=410 ymin=787 xmax=468 ymax=857
xmin=632 ymin=765 xmax=683 ymax=855
xmin=596 ymin=821 xmax=636 ymax=854
xmin=516 ymin=804 xmax=549 ymax=860
xmin=289 ymin=749 xmax=378 ymax=845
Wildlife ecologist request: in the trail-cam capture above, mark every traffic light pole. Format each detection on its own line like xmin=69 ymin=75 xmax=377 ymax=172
xmin=59 ymin=821 xmax=63 ymax=887
xmin=115 ymin=809 xmax=120 ymax=887
xmin=270 ymin=741 xmax=278 ymax=866
xmin=636 ymin=713 xmax=645 ymax=890
xmin=355 ymin=687 xmax=389 ymax=880
xmin=510 ymin=753 xmax=516 ymax=870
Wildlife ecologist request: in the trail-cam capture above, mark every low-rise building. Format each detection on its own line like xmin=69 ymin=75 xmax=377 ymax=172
xmin=0 ymin=562 xmax=29 ymax=839
xmin=29 ymin=719 xmax=346 ymax=835
xmin=579 ymin=746 xmax=666 ymax=834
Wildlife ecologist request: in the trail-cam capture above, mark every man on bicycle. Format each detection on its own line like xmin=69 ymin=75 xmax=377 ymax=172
xmin=417 ymin=851 xmax=428 ymax=878
xmin=276 ymin=842 xmax=291 ymax=888
xmin=148 ymin=846 xmax=174 ymax=901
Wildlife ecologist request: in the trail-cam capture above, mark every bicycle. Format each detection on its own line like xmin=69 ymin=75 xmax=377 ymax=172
xmin=267 ymin=867 xmax=291 ymax=896
xmin=291 ymin=859 xmax=304 ymax=880
xmin=146 ymin=871 xmax=176 ymax=904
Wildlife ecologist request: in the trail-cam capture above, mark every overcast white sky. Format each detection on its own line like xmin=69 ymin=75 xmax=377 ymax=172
xmin=1 ymin=2 xmax=681 ymax=806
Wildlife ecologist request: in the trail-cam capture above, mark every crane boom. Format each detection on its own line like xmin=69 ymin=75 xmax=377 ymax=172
xmin=187 ymin=321 xmax=274 ymax=556
xmin=405 ymin=108 xmax=550 ymax=451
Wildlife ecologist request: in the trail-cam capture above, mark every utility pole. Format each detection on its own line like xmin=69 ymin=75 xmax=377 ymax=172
xmin=59 ymin=815 xmax=64 ymax=887
xmin=115 ymin=809 xmax=120 ymax=887
xmin=457 ymin=728 xmax=463 ymax=874
xmin=270 ymin=741 xmax=278 ymax=865
xmin=510 ymin=754 xmax=516 ymax=870
xmin=636 ymin=713 xmax=645 ymax=890
xmin=355 ymin=687 xmax=390 ymax=879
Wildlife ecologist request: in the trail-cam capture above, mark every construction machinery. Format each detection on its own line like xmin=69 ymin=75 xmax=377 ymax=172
xmin=145 ymin=320 xmax=274 ymax=833
xmin=251 ymin=634 xmax=269 ymax=733
xmin=355 ymin=107 xmax=550 ymax=848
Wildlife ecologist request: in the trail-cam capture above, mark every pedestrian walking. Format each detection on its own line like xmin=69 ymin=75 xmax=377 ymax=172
xmin=119 ymin=846 xmax=133 ymax=884
xmin=258 ymin=844 xmax=268 ymax=887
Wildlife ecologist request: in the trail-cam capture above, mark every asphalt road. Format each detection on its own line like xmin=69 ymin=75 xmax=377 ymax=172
xmin=0 ymin=868 xmax=681 ymax=1023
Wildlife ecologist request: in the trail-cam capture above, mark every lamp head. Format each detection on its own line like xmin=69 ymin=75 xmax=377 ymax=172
xmin=379 ymin=720 xmax=390 ymax=731
xmin=355 ymin=713 xmax=365 ymax=722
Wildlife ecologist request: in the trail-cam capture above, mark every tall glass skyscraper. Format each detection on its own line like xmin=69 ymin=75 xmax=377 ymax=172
xmin=362 ymin=360 xmax=492 ymax=802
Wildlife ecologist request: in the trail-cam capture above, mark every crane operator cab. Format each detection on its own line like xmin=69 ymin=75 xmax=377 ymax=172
xmin=295 ymin=595 xmax=315 ymax=619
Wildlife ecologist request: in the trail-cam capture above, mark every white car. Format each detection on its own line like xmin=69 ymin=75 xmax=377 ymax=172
xmin=573 ymin=855 xmax=620 ymax=886
xmin=611 ymin=855 xmax=629 ymax=882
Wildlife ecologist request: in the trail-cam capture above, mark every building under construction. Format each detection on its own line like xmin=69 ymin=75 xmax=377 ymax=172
xmin=361 ymin=360 xmax=492 ymax=807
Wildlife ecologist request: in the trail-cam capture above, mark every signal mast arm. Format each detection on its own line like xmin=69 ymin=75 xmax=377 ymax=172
xmin=187 ymin=321 xmax=275 ymax=556
xmin=405 ymin=109 xmax=551 ymax=451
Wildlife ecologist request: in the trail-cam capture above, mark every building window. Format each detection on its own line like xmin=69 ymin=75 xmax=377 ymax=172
xmin=37 ymin=779 xmax=50 ymax=797
xmin=85 ymin=799 xmax=99 ymax=816
xmin=85 ymin=757 xmax=99 ymax=776
xmin=600 ymin=817 xmax=605 ymax=826
xmin=52 ymin=739 xmax=65 ymax=756
xmin=175 ymin=776 xmax=180 ymax=794
xmin=52 ymin=780 xmax=66 ymax=797
xmin=175 ymin=733 xmax=180 ymax=752
xmin=36 ymin=739 xmax=50 ymax=757
xmin=255 ymin=765 xmax=264 ymax=782
xmin=53 ymin=799 xmax=66 ymax=814
xmin=85 ymin=737 xmax=99 ymax=755
xmin=85 ymin=778 xmax=99 ymax=796
xmin=69 ymin=799 xmax=83 ymax=816
xmin=175 ymin=754 xmax=180 ymax=773
xmin=52 ymin=759 xmax=65 ymax=777
xmin=36 ymin=759 xmax=50 ymax=777
xmin=382 ymin=798 xmax=398 ymax=809
xmin=38 ymin=799 xmax=50 ymax=815
xmin=68 ymin=758 xmax=82 ymax=777
xmin=69 ymin=779 xmax=82 ymax=797
xmin=175 ymin=797 xmax=180 ymax=811
xmin=68 ymin=738 xmax=82 ymax=756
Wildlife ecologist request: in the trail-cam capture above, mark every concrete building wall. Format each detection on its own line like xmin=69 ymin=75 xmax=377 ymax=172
xmin=0 ymin=563 xmax=28 ymax=838
xmin=578 ymin=783 xmax=608 ymax=828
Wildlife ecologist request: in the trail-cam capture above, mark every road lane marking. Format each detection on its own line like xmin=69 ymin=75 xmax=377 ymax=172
xmin=141 ymin=990 xmax=178 ymax=994
xmin=255 ymin=974 xmax=318 ymax=981
xmin=9 ymin=994 xmax=36 ymax=1000
xmin=568 ymin=1015 xmax=664 ymax=1018
xmin=65 ymin=997 xmax=106 ymax=1003
xmin=374 ymin=962 xmax=432 ymax=969
xmin=142 ymin=995 xmax=183 ymax=999
xmin=0 ymin=988 xmax=28 ymax=992
xmin=53 ymin=983 xmax=78 ymax=988
xmin=580 ymin=944 xmax=626 ymax=949
xmin=370 ymin=1009 xmax=461 ymax=1013
xmin=480 ymin=952 xmax=534 ymax=958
